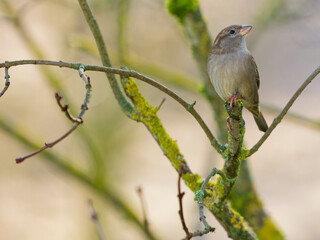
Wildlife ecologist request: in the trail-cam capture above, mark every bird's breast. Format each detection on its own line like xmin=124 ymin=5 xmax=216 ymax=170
xmin=207 ymin=51 xmax=255 ymax=101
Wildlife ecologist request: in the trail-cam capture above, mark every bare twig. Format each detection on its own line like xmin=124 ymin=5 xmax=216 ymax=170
xmin=249 ymin=66 xmax=320 ymax=157
xmin=136 ymin=186 xmax=150 ymax=234
xmin=156 ymin=98 xmax=166 ymax=110
xmin=0 ymin=114 xmax=158 ymax=240
xmin=55 ymin=92 xmax=83 ymax=123
xmin=15 ymin=124 xmax=78 ymax=163
xmin=0 ymin=60 xmax=222 ymax=155
xmin=0 ymin=66 xmax=10 ymax=97
xmin=178 ymin=171 xmax=215 ymax=240
xmin=88 ymin=199 xmax=108 ymax=240
xmin=261 ymin=103 xmax=320 ymax=130
xmin=177 ymin=173 xmax=192 ymax=240
xmin=15 ymin=65 xmax=92 ymax=163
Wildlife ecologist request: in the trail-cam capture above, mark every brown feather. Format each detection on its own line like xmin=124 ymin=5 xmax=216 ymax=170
xmin=207 ymin=25 xmax=268 ymax=132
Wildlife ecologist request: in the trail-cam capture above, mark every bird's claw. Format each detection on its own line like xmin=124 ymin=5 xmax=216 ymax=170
xmin=226 ymin=93 xmax=242 ymax=108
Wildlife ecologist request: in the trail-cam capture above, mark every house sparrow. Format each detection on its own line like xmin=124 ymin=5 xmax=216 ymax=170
xmin=207 ymin=25 xmax=268 ymax=132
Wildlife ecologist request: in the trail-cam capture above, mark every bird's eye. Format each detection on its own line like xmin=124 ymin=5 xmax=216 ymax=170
xmin=229 ymin=30 xmax=235 ymax=35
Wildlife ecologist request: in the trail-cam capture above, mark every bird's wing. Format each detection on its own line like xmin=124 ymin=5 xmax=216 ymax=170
xmin=250 ymin=55 xmax=260 ymax=89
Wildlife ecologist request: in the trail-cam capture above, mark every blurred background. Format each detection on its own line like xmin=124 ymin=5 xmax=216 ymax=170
xmin=0 ymin=0 xmax=319 ymax=239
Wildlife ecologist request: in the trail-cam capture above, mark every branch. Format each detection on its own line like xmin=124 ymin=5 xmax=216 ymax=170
xmin=0 ymin=60 xmax=223 ymax=155
xmin=0 ymin=66 xmax=10 ymax=97
xmin=195 ymin=168 xmax=229 ymax=231
xmin=249 ymin=66 xmax=320 ymax=157
xmin=177 ymin=173 xmax=192 ymax=239
xmin=261 ymin=103 xmax=320 ymax=130
xmin=55 ymin=92 xmax=83 ymax=123
xmin=15 ymin=65 xmax=92 ymax=163
xmin=136 ymin=187 xmax=150 ymax=235
xmin=87 ymin=199 xmax=108 ymax=240
xmin=166 ymin=2 xmax=283 ymax=238
xmin=0 ymin=114 xmax=159 ymax=240
xmin=0 ymin=0 xmax=106 ymax=182
xmin=78 ymin=0 xmax=134 ymax=118
xmin=120 ymin=74 xmax=257 ymax=239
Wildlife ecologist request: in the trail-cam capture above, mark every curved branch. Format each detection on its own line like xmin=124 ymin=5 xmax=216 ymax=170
xmin=78 ymin=0 xmax=133 ymax=118
xmin=0 ymin=60 xmax=223 ymax=154
xmin=261 ymin=103 xmax=320 ymax=130
xmin=15 ymin=65 xmax=92 ymax=163
xmin=248 ymin=66 xmax=320 ymax=157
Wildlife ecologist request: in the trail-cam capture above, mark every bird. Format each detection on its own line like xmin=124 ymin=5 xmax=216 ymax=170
xmin=207 ymin=25 xmax=268 ymax=132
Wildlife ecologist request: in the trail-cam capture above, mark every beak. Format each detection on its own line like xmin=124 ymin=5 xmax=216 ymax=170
xmin=239 ymin=25 xmax=253 ymax=36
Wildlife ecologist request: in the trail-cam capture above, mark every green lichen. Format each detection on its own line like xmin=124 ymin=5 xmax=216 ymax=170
xmin=257 ymin=218 xmax=284 ymax=240
xmin=230 ymin=212 xmax=243 ymax=230
xmin=166 ymin=0 xmax=198 ymax=23
xmin=215 ymin=177 xmax=226 ymax=198
xmin=121 ymin=76 xmax=201 ymax=185
xmin=183 ymin=172 xmax=202 ymax=192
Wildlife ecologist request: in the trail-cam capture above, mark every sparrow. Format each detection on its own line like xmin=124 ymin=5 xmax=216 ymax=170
xmin=207 ymin=25 xmax=268 ymax=132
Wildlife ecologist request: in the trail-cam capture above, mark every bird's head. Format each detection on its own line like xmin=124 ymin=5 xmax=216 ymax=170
xmin=212 ymin=25 xmax=252 ymax=54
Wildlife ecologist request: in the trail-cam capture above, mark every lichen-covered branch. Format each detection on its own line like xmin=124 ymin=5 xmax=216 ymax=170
xmin=166 ymin=1 xmax=285 ymax=238
xmin=120 ymin=75 xmax=257 ymax=239
xmin=228 ymin=161 xmax=284 ymax=240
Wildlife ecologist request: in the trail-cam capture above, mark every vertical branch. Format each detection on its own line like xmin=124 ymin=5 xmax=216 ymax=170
xmin=120 ymin=74 xmax=257 ymax=239
xmin=78 ymin=0 xmax=133 ymax=117
xmin=0 ymin=0 xmax=106 ymax=178
xmin=177 ymin=174 xmax=192 ymax=239
xmin=167 ymin=3 xmax=227 ymax=140
xmin=136 ymin=187 xmax=150 ymax=235
xmin=88 ymin=200 xmax=108 ymax=240
xmin=116 ymin=0 xmax=131 ymax=64
xmin=166 ymin=2 xmax=285 ymax=239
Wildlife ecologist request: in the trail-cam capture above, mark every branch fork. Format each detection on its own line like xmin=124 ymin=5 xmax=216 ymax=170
xmin=15 ymin=66 xmax=92 ymax=163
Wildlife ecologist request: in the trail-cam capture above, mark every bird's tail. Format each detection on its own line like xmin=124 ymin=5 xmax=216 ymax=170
xmin=254 ymin=112 xmax=268 ymax=132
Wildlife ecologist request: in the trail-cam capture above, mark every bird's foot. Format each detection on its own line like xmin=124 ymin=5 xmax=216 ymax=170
xmin=226 ymin=93 xmax=243 ymax=108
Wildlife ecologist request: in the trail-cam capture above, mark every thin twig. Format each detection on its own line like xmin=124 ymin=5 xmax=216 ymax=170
xmin=0 ymin=113 xmax=158 ymax=240
xmin=248 ymin=66 xmax=320 ymax=157
xmin=196 ymin=168 xmax=226 ymax=231
xmin=15 ymin=124 xmax=78 ymax=163
xmin=178 ymin=172 xmax=215 ymax=240
xmin=0 ymin=66 xmax=10 ymax=97
xmin=0 ymin=59 xmax=222 ymax=154
xmin=87 ymin=199 xmax=108 ymax=240
xmin=157 ymin=98 xmax=166 ymax=110
xmin=55 ymin=92 xmax=83 ymax=123
xmin=177 ymin=173 xmax=192 ymax=240
xmin=261 ymin=103 xmax=320 ymax=130
xmin=15 ymin=65 xmax=92 ymax=163
xmin=136 ymin=186 xmax=150 ymax=234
